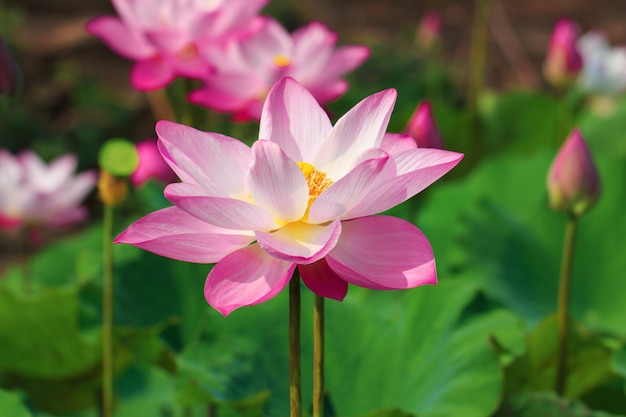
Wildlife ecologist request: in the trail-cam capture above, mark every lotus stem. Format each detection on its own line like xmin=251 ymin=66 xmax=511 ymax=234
xmin=313 ymin=294 xmax=325 ymax=417
xmin=102 ymin=203 xmax=114 ymax=417
xmin=289 ymin=270 xmax=302 ymax=417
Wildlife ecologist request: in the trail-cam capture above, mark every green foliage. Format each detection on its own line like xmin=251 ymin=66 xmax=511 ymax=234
xmin=495 ymin=392 xmax=625 ymax=417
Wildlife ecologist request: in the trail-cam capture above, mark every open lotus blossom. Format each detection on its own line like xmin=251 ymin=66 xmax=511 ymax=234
xmin=130 ymin=138 xmax=177 ymax=186
xmin=543 ymin=18 xmax=583 ymax=88
xmin=86 ymin=0 xmax=268 ymax=91
xmin=189 ymin=17 xmax=370 ymax=121
xmin=0 ymin=149 xmax=97 ymax=230
xmin=404 ymin=101 xmax=444 ymax=149
xmin=577 ymin=31 xmax=626 ymax=95
xmin=115 ymin=77 xmax=463 ymax=316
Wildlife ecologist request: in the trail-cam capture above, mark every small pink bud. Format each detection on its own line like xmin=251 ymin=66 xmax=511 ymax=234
xmin=547 ymin=129 xmax=600 ymax=216
xmin=543 ymin=18 xmax=583 ymax=88
xmin=130 ymin=139 xmax=177 ymax=187
xmin=416 ymin=11 xmax=443 ymax=52
xmin=404 ymin=101 xmax=444 ymax=149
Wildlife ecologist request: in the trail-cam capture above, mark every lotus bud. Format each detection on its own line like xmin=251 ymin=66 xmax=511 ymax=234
xmin=543 ymin=18 xmax=583 ymax=88
xmin=547 ymin=129 xmax=600 ymax=216
xmin=416 ymin=11 xmax=442 ymax=52
xmin=130 ymin=139 xmax=177 ymax=187
xmin=404 ymin=101 xmax=444 ymax=149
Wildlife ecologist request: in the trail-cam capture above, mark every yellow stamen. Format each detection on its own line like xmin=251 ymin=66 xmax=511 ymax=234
xmin=297 ymin=162 xmax=333 ymax=220
xmin=273 ymin=54 xmax=292 ymax=68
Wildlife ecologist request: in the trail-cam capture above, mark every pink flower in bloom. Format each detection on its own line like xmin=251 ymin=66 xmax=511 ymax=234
xmin=543 ymin=18 xmax=583 ymax=88
xmin=130 ymin=139 xmax=177 ymax=186
xmin=86 ymin=0 xmax=268 ymax=91
xmin=404 ymin=101 xmax=444 ymax=149
xmin=115 ymin=77 xmax=463 ymax=316
xmin=189 ymin=18 xmax=370 ymax=121
xmin=547 ymin=129 xmax=600 ymax=216
xmin=577 ymin=31 xmax=626 ymax=95
xmin=0 ymin=150 xmax=97 ymax=230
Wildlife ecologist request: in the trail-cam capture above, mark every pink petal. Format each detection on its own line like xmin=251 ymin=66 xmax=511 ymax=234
xmin=144 ymin=29 xmax=189 ymax=55
xmin=259 ymin=77 xmax=332 ymax=162
xmin=130 ymin=56 xmax=176 ymax=91
xmin=46 ymin=206 xmax=88 ymax=228
xmin=255 ymin=218 xmax=341 ymax=264
xmin=130 ymin=139 xmax=177 ymax=186
xmin=314 ymin=88 xmax=396 ymax=180
xmin=326 ymin=216 xmax=436 ymax=289
xmin=205 ymin=243 xmax=296 ymax=316
xmin=342 ymin=148 xmax=463 ymax=219
xmin=299 ymin=258 xmax=348 ymax=301
xmin=86 ymin=16 xmax=155 ymax=59
xmin=307 ymin=80 xmax=348 ymax=105
xmin=380 ymin=133 xmax=418 ymax=154
xmin=248 ymin=140 xmax=309 ymax=223
xmin=310 ymin=45 xmax=370 ymax=84
xmin=165 ymin=183 xmax=279 ymax=231
xmin=114 ymin=206 xmax=254 ymax=263
xmin=307 ymin=152 xmax=393 ymax=224
xmin=156 ymin=120 xmax=252 ymax=196
xmin=188 ymin=73 xmax=264 ymax=115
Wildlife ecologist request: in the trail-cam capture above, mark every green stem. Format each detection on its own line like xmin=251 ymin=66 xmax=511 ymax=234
xmin=289 ymin=270 xmax=302 ymax=417
xmin=19 ymin=225 xmax=32 ymax=294
xmin=555 ymin=214 xmax=577 ymax=396
xmin=555 ymin=88 xmax=572 ymax=149
xmin=313 ymin=295 xmax=325 ymax=417
xmin=102 ymin=203 xmax=114 ymax=417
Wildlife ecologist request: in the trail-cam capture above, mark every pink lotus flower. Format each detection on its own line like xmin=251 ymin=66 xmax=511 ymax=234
xmin=189 ymin=18 xmax=370 ymax=121
xmin=547 ymin=129 xmax=600 ymax=216
xmin=543 ymin=18 xmax=583 ymax=88
xmin=86 ymin=0 xmax=268 ymax=91
xmin=130 ymin=139 xmax=177 ymax=186
xmin=115 ymin=77 xmax=463 ymax=316
xmin=577 ymin=31 xmax=626 ymax=95
xmin=404 ymin=101 xmax=444 ymax=149
xmin=0 ymin=150 xmax=97 ymax=230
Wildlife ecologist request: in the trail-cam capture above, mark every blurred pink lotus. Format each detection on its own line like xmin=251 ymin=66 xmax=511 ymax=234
xmin=0 ymin=150 xmax=97 ymax=230
xmin=543 ymin=18 xmax=583 ymax=88
xmin=87 ymin=0 xmax=268 ymax=91
xmin=577 ymin=31 xmax=626 ymax=95
xmin=130 ymin=139 xmax=177 ymax=186
xmin=189 ymin=18 xmax=370 ymax=121
xmin=404 ymin=101 xmax=444 ymax=149
xmin=416 ymin=11 xmax=442 ymax=52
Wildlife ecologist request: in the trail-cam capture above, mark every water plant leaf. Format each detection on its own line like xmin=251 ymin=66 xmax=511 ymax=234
xmin=0 ymin=389 xmax=32 ymax=417
xmin=495 ymin=391 xmax=625 ymax=417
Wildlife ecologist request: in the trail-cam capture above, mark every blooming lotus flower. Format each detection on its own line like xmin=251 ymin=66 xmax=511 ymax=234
xmin=547 ymin=129 xmax=600 ymax=216
xmin=189 ymin=18 xmax=370 ymax=121
xmin=404 ymin=101 xmax=444 ymax=149
xmin=543 ymin=18 xmax=583 ymax=88
xmin=116 ymin=77 xmax=463 ymax=315
xmin=577 ymin=31 xmax=626 ymax=95
xmin=0 ymin=150 xmax=97 ymax=230
xmin=416 ymin=11 xmax=442 ymax=52
xmin=86 ymin=0 xmax=268 ymax=91
xmin=130 ymin=139 xmax=177 ymax=186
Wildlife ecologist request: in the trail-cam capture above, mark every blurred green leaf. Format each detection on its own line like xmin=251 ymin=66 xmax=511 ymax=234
xmin=0 ymin=389 xmax=32 ymax=417
xmin=495 ymin=391 xmax=625 ymax=417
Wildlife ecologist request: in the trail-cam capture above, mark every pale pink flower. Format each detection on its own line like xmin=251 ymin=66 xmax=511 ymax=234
xmin=547 ymin=129 xmax=600 ymax=216
xmin=116 ymin=78 xmax=463 ymax=315
xmin=543 ymin=18 xmax=583 ymax=88
xmin=130 ymin=139 xmax=177 ymax=186
xmin=404 ymin=101 xmax=444 ymax=149
xmin=577 ymin=31 xmax=626 ymax=95
xmin=189 ymin=18 xmax=370 ymax=121
xmin=86 ymin=0 xmax=268 ymax=91
xmin=0 ymin=150 xmax=97 ymax=230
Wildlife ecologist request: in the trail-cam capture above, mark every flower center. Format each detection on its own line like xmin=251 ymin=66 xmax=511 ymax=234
xmin=272 ymin=54 xmax=292 ymax=68
xmin=296 ymin=162 xmax=333 ymax=219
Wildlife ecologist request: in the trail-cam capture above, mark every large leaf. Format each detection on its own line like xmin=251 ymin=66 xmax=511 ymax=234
xmin=0 ymin=389 xmax=32 ymax=417
xmin=495 ymin=391 xmax=625 ymax=417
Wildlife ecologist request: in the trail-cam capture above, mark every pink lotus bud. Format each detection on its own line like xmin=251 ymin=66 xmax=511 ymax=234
xmin=130 ymin=139 xmax=177 ymax=187
xmin=416 ymin=11 xmax=442 ymax=52
xmin=0 ymin=35 xmax=20 ymax=97
xmin=547 ymin=129 xmax=600 ymax=216
xmin=404 ymin=101 xmax=444 ymax=149
xmin=543 ymin=18 xmax=583 ymax=88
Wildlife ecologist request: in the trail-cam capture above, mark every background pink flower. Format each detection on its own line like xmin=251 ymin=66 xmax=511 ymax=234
xmin=116 ymin=77 xmax=463 ymax=316
xmin=189 ymin=18 xmax=370 ymax=121
xmin=130 ymin=138 xmax=178 ymax=186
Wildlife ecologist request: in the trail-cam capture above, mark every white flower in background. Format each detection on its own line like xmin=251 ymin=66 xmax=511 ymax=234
xmin=577 ymin=31 xmax=626 ymax=95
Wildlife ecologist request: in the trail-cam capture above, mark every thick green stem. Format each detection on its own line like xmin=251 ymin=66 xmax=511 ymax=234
xmin=102 ymin=204 xmax=114 ymax=417
xmin=289 ymin=271 xmax=302 ymax=417
xmin=313 ymin=295 xmax=325 ymax=417
xmin=556 ymin=214 xmax=577 ymax=396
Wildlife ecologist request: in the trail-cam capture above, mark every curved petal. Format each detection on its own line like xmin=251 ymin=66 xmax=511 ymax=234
xmin=86 ymin=16 xmax=155 ymax=59
xmin=188 ymin=73 xmax=264 ymax=114
xmin=299 ymin=259 xmax=348 ymax=301
xmin=341 ymin=148 xmax=464 ymax=219
xmin=165 ymin=183 xmax=279 ymax=231
xmin=156 ymin=120 xmax=252 ymax=196
xmin=313 ymin=88 xmax=396 ymax=180
xmin=307 ymin=152 xmax=393 ymax=224
xmin=256 ymin=218 xmax=341 ymax=265
xmin=205 ymin=243 xmax=296 ymax=316
xmin=259 ymin=77 xmax=332 ymax=162
xmin=130 ymin=57 xmax=176 ymax=91
xmin=248 ymin=140 xmax=309 ymax=223
xmin=380 ymin=132 xmax=417 ymax=154
xmin=326 ymin=216 xmax=436 ymax=289
xmin=114 ymin=206 xmax=254 ymax=263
